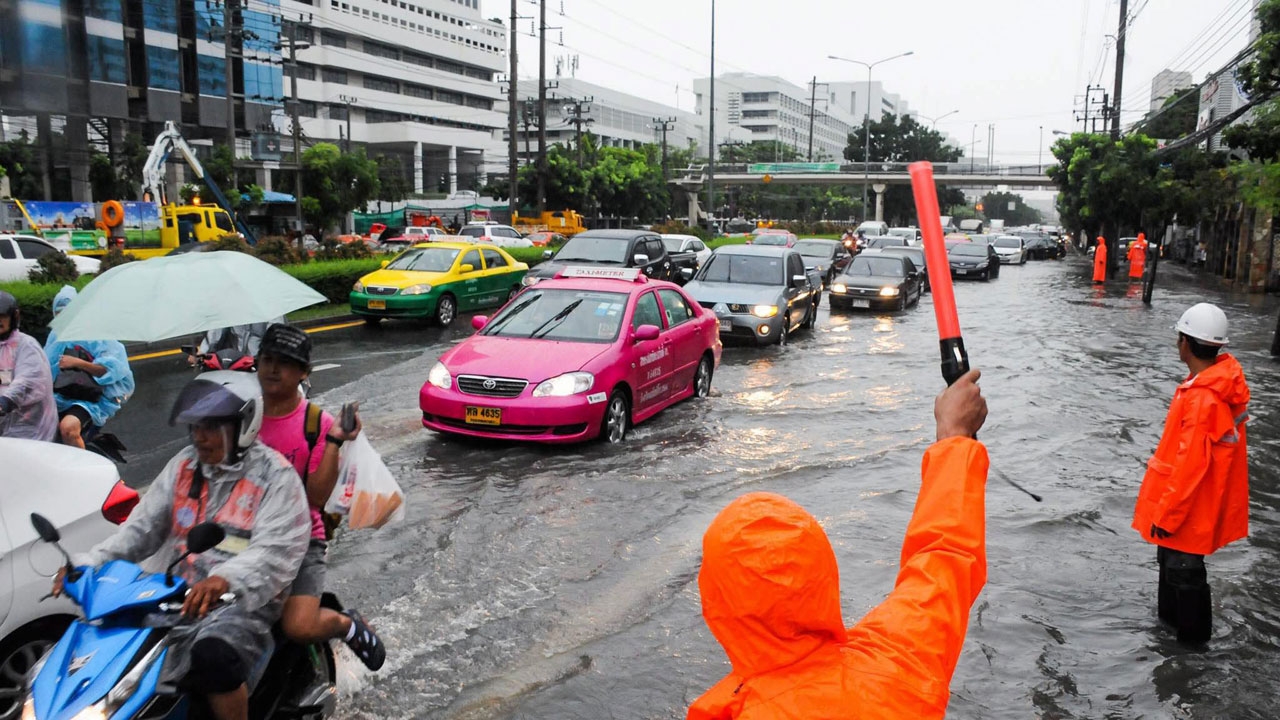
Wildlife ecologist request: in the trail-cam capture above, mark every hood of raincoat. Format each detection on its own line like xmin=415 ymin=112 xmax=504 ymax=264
xmin=698 ymin=492 xmax=848 ymax=677
xmin=53 ymin=285 xmax=77 ymax=315
xmin=1187 ymin=353 xmax=1249 ymax=407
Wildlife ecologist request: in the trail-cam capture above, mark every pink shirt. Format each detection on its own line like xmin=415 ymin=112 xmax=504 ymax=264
xmin=259 ymin=400 xmax=334 ymax=540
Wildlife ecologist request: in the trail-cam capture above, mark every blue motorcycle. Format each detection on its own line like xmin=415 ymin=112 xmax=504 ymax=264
xmin=21 ymin=514 xmax=337 ymax=720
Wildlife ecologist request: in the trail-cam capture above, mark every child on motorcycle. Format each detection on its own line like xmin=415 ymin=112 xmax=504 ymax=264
xmin=255 ymin=323 xmax=386 ymax=670
xmin=44 ymin=286 xmax=135 ymax=449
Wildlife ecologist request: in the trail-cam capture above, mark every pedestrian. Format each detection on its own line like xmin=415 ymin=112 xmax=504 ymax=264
xmin=1132 ymin=303 xmax=1250 ymax=645
xmin=1093 ymin=236 xmax=1108 ymax=283
xmin=0 ymin=291 xmax=57 ymax=441
xmin=687 ymin=370 xmax=989 ymax=720
xmin=44 ymin=286 xmax=135 ymax=449
xmin=1128 ymin=233 xmax=1148 ymax=281
xmin=1195 ymin=241 xmax=1208 ymax=269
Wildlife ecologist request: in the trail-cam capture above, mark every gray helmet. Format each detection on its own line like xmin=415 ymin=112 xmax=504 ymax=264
xmin=0 ymin=291 xmax=18 ymax=341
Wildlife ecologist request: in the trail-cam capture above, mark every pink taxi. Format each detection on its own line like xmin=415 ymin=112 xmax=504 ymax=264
xmin=419 ymin=267 xmax=722 ymax=443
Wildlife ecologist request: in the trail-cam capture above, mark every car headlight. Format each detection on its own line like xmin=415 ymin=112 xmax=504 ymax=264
xmin=751 ymin=304 xmax=779 ymax=318
xmin=353 ymin=280 xmax=365 ymax=292
xmin=532 ymin=372 xmax=594 ymax=397
xmin=879 ymin=287 xmax=900 ymax=297
xmin=831 ymin=283 xmax=847 ymax=294
xmin=522 ymin=275 xmax=543 ymax=287
xmin=427 ymin=361 xmax=451 ymax=390
xmin=400 ymin=284 xmax=433 ymax=295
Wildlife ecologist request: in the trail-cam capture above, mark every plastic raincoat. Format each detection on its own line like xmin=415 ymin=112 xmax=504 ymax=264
xmin=45 ymin=286 xmax=135 ymax=428
xmin=0 ymin=330 xmax=58 ymax=441
xmin=1128 ymin=235 xmax=1148 ymax=279
xmin=689 ymin=437 xmax=989 ymax=720
xmin=1133 ymin=353 xmax=1250 ymax=556
xmin=79 ymin=442 xmax=311 ymax=684
xmin=1093 ymin=237 xmax=1108 ymax=283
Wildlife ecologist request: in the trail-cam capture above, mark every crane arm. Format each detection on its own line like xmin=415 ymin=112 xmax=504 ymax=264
xmin=140 ymin=121 xmax=257 ymax=245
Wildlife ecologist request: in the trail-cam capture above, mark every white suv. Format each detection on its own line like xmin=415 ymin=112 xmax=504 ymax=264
xmin=0 ymin=234 xmax=101 ymax=282
xmin=457 ymin=224 xmax=532 ymax=248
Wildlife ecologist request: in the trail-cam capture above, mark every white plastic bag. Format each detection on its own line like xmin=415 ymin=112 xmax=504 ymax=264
xmin=325 ymin=434 xmax=405 ymax=529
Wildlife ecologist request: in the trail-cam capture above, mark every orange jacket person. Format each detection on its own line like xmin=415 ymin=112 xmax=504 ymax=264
xmin=1093 ymin=236 xmax=1108 ymax=283
xmin=1128 ymin=233 xmax=1148 ymax=279
xmin=689 ymin=371 xmax=989 ymax=720
xmin=1132 ymin=303 xmax=1249 ymax=644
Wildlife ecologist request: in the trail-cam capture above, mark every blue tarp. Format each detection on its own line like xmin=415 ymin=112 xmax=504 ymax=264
xmin=260 ymin=190 xmax=296 ymax=204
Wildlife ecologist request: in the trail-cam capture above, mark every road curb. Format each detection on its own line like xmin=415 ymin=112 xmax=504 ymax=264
xmin=125 ymin=313 xmax=360 ymax=361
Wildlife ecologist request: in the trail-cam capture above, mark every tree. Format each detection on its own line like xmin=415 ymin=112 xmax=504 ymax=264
xmin=300 ymin=143 xmax=381 ymax=232
xmin=517 ymin=145 xmax=588 ymax=212
xmin=1224 ymin=99 xmax=1280 ymax=160
xmin=589 ymin=146 xmax=669 ymax=219
xmin=979 ymin=191 xmax=1042 ymax=226
xmin=1048 ymin=132 xmax=1162 ymax=241
xmin=843 ymin=114 xmax=965 ymax=224
xmin=374 ymin=153 xmax=411 ymax=203
xmin=0 ymin=137 xmax=43 ymax=199
xmin=1139 ymin=89 xmax=1198 ymax=141
xmin=1236 ymin=0 xmax=1280 ymax=98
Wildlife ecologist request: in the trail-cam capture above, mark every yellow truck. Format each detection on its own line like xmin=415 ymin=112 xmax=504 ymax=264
xmin=512 ymin=209 xmax=588 ymax=236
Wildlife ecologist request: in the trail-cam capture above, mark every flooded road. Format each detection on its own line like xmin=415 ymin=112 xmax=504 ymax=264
xmin=246 ymin=258 xmax=1279 ymax=718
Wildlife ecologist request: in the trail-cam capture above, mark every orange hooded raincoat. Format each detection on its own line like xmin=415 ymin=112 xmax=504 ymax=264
xmin=689 ymin=437 xmax=989 ymax=720
xmin=1128 ymin=234 xmax=1148 ymax=279
xmin=1133 ymin=353 xmax=1251 ymax=555
xmin=1093 ymin=237 xmax=1108 ymax=283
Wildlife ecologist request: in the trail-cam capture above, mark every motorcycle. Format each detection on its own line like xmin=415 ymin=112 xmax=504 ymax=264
xmin=21 ymin=514 xmax=338 ymax=720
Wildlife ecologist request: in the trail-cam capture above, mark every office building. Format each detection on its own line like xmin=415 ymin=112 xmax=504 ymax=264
xmin=1150 ymin=70 xmax=1194 ymax=112
xmin=694 ymin=73 xmax=857 ymax=162
xmin=825 ymin=80 xmax=911 ymax=124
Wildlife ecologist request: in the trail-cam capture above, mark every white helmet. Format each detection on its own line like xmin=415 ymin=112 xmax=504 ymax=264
xmin=1175 ymin=303 xmax=1229 ymax=346
xmin=169 ymin=370 xmax=265 ymax=459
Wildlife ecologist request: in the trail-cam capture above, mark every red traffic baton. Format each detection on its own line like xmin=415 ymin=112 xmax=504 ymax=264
xmin=909 ymin=161 xmax=1042 ymax=502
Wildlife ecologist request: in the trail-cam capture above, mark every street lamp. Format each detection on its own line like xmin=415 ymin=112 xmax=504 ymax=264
xmin=918 ymin=109 xmax=960 ymax=130
xmin=828 ymin=51 xmax=914 ymax=220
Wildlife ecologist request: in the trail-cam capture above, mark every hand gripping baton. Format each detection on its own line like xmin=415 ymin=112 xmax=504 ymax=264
xmin=909 ymin=161 xmax=1042 ymax=502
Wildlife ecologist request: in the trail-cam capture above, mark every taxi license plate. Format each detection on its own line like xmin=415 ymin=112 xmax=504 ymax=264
xmin=465 ymin=406 xmax=501 ymax=425
xmin=956 ymin=269 xmax=969 ymax=275
xmin=368 ymin=299 xmax=387 ymax=310
xmin=851 ymin=299 xmax=870 ymax=308
xmin=718 ymin=319 xmax=731 ymax=333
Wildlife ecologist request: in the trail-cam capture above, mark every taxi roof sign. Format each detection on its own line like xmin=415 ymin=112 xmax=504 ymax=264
xmin=558 ymin=266 xmax=646 ymax=282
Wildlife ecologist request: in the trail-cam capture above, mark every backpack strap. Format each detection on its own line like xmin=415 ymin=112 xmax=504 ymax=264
xmin=301 ymin=401 xmax=324 ymax=485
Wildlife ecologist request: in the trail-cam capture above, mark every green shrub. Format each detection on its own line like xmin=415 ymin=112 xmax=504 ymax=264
xmin=211 ymin=234 xmax=253 ymax=253
xmin=650 ymin=221 xmax=712 ymax=242
xmin=507 ymin=246 xmax=549 ymax=266
xmin=252 ymin=235 xmax=303 ymax=266
xmin=0 ymin=275 xmax=94 ymax=342
xmin=707 ymin=236 xmax=751 ymax=249
xmin=28 ymin=252 xmax=81 ymax=284
xmin=282 ymin=258 xmax=383 ymax=304
xmin=99 ymin=247 xmax=141 ymax=271
xmin=314 ymin=238 xmax=373 ymax=262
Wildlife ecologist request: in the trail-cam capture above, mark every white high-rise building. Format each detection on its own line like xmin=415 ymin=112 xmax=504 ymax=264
xmin=1150 ymin=70 xmax=1194 ymax=112
xmin=281 ymin=0 xmax=508 ymax=195
xmin=693 ymin=73 xmax=858 ymax=162
xmin=825 ymin=81 xmax=908 ymax=123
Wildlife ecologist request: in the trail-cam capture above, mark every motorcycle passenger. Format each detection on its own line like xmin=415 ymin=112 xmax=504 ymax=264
xmin=254 ymin=323 xmax=386 ymax=670
xmin=44 ymin=285 xmax=135 ymax=449
xmin=189 ymin=320 xmax=280 ymax=367
xmin=59 ymin=371 xmax=310 ymax=720
xmin=0 ymin=290 xmax=57 ymax=441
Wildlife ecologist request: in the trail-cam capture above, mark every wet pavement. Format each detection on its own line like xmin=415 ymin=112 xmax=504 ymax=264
xmin=118 ymin=257 xmax=1280 ymax=718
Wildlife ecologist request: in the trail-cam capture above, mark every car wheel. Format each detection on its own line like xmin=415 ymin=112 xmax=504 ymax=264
xmin=693 ymin=355 xmax=713 ymax=398
xmin=507 ymin=285 xmax=521 ymax=302
xmin=0 ymin=622 xmax=66 ymax=720
xmin=435 ymin=294 xmax=457 ymax=327
xmin=895 ymin=294 xmax=906 ymax=311
xmin=363 ymin=316 xmax=381 ymax=326
xmin=600 ymin=390 xmax=630 ymax=443
xmin=981 ymin=269 xmax=990 ymax=282
xmin=778 ymin=316 xmax=789 ymax=346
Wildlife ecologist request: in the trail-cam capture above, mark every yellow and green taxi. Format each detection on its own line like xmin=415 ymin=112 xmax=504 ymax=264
xmin=350 ymin=241 xmax=529 ymax=326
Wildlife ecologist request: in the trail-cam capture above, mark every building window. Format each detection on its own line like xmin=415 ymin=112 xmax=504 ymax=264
xmin=364 ymin=76 xmax=399 ymax=93
xmin=143 ymin=2 xmax=179 ymax=33
xmin=366 ymin=109 xmax=402 ymax=123
xmin=404 ymin=83 xmax=433 ymax=99
xmin=322 ymin=68 xmax=348 ymax=84
xmin=85 ymin=0 xmax=123 ymax=22
xmin=146 ymin=46 xmax=181 ymax=91
xmin=320 ymin=30 xmax=346 ymax=47
xmin=329 ymin=104 xmax=349 ymax=121
xmin=298 ymin=100 xmax=318 ymax=118
xmin=405 ymin=51 xmax=433 ymax=68
xmin=742 ymin=92 xmax=771 ymax=103
xmin=291 ymin=63 xmax=317 ymax=81
xmin=86 ymin=36 xmax=128 ymax=84
xmin=244 ymin=62 xmax=283 ymax=103
xmin=436 ymin=89 xmax=463 ymax=105
xmin=464 ymin=95 xmax=491 ymax=110
xmin=197 ymin=53 xmax=226 ymax=96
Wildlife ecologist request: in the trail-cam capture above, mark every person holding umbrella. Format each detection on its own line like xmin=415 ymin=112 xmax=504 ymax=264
xmin=0 ymin=291 xmax=57 ymax=441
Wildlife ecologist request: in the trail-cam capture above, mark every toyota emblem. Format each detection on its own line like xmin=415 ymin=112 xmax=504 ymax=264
xmin=482 ymin=379 xmax=497 ymax=390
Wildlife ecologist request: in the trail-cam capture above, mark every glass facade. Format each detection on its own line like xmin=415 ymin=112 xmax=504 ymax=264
xmin=86 ymin=35 xmax=127 ymax=83
xmin=146 ymin=45 xmax=181 ymax=91
xmin=143 ymin=0 xmax=179 ymax=33
xmin=245 ymin=61 xmax=283 ymax=102
xmin=85 ymin=0 xmax=123 ymax=22
xmin=19 ymin=0 xmax=66 ymax=75
xmin=198 ymin=53 xmax=226 ymax=96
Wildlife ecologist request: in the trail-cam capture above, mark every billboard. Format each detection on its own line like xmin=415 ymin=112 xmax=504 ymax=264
xmin=22 ymin=201 xmax=162 ymax=250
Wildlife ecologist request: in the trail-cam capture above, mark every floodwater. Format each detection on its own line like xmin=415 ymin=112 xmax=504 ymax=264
xmin=301 ymin=256 xmax=1280 ymax=719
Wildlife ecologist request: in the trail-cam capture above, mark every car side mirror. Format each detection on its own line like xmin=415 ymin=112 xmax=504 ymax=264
xmin=633 ymin=324 xmax=661 ymax=342
xmin=380 ymin=260 xmax=389 ymax=268
xmin=186 ymin=523 xmax=226 ymax=555
xmin=30 ymin=513 xmax=60 ymax=544
xmin=791 ymin=274 xmax=808 ymax=287
xmin=471 ymin=315 xmax=489 ymax=331
xmin=460 ymin=263 xmax=475 ymax=273
xmin=543 ymin=250 xmax=554 ymax=260
xmin=633 ymin=253 xmax=650 ymax=265
xmin=680 ymin=267 xmax=694 ymax=281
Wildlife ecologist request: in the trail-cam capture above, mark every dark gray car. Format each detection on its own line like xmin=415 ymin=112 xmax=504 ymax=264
xmin=830 ymin=254 xmax=923 ymax=311
xmin=683 ymin=245 xmax=820 ymax=345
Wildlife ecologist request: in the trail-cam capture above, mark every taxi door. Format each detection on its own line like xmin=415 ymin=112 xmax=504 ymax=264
xmin=628 ymin=291 xmax=674 ymax=416
xmin=455 ymin=248 xmax=484 ymax=311
xmin=655 ymin=288 xmax=702 ymax=397
xmin=478 ymin=247 xmax=513 ymax=308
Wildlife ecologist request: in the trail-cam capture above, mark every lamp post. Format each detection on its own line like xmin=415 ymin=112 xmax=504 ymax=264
xmin=828 ymin=51 xmax=913 ymax=220
xmin=919 ymin=109 xmax=959 ymax=130
xmin=1038 ymin=125 xmax=1043 ymax=173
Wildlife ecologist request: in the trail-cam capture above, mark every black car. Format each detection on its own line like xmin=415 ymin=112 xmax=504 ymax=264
xmin=524 ymin=229 xmax=674 ymax=286
xmin=864 ymin=235 xmax=911 ymax=250
xmin=794 ymin=238 xmax=852 ymax=288
xmin=829 ymin=254 xmax=923 ymax=311
xmin=1016 ymin=231 xmax=1061 ymax=260
xmin=876 ymin=246 xmax=930 ymax=293
xmin=947 ymin=242 xmax=1000 ymax=281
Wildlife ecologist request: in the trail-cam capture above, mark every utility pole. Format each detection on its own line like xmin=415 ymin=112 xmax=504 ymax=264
xmin=223 ymin=0 xmax=239 ymax=153
xmin=563 ymin=96 xmax=594 ymax=166
xmin=536 ymin=0 xmax=547 ymax=215
xmin=283 ymin=16 xmax=311 ymax=236
xmin=808 ymin=76 xmax=818 ymax=161
xmin=1111 ymin=0 xmax=1129 ymax=139
xmin=708 ymin=0 xmax=716 ymax=234
xmin=521 ymin=99 xmax=536 ymax=162
xmin=507 ymin=0 xmax=518 ymax=219
xmin=338 ymin=95 xmax=356 ymax=152
xmin=652 ymin=116 xmax=677 ymax=180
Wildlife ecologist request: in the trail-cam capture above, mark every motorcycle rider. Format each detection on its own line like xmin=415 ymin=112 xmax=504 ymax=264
xmin=189 ymin=319 xmax=281 ymax=367
xmin=58 ymin=371 xmax=310 ymax=720
xmin=0 ymin=290 xmax=57 ymax=440
xmin=254 ymin=323 xmax=386 ymax=670
xmin=44 ymin=285 xmax=135 ymax=449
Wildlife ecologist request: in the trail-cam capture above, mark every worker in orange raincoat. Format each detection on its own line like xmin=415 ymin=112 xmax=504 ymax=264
xmin=689 ymin=370 xmax=989 ymax=720
xmin=1093 ymin=236 xmax=1108 ymax=283
xmin=1128 ymin=233 xmax=1148 ymax=280
xmin=1132 ymin=303 xmax=1250 ymax=645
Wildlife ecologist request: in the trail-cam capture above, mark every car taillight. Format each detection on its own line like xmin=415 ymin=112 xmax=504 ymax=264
xmin=102 ymin=480 xmax=140 ymax=525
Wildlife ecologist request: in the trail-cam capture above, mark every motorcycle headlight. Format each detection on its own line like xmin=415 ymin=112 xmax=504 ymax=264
xmin=427 ymin=361 xmax=452 ymax=390
xmin=532 ymin=372 xmax=594 ymax=397
xmin=522 ymin=275 xmax=543 ymax=287
xmin=831 ymin=283 xmax=847 ymax=294
xmin=353 ymin=280 xmax=365 ymax=292
xmin=879 ymin=287 xmax=900 ymax=297
xmin=751 ymin=304 xmax=779 ymax=318
xmin=400 ymin=284 xmax=433 ymax=296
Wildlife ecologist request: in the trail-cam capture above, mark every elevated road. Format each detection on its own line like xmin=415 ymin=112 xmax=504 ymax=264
xmin=671 ymin=162 xmax=1057 ymax=190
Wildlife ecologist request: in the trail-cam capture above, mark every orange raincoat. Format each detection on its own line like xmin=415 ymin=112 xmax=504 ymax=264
xmin=689 ymin=437 xmax=989 ymax=720
xmin=1093 ymin=237 xmax=1108 ymax=283
xmin=1128 ymin=234 xmax=1148 ymax=279
xmin=1133 ymin=353 xmax=1250 ymax=556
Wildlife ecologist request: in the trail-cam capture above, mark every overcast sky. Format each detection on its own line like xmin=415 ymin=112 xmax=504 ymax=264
xmin=505 ymin=0 xmax=1258 ymax=165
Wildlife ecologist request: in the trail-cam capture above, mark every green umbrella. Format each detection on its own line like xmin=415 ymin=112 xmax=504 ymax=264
xmin=49 ymin=251 xmax=326 ymax=342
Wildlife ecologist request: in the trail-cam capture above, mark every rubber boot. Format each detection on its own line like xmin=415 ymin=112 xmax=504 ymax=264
xmin=1174 ymin=571 xmax=1212 ymax=645
xmin=1157 ymin=553 xmax=1177 ymax=625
